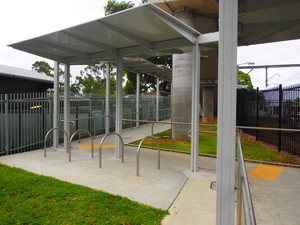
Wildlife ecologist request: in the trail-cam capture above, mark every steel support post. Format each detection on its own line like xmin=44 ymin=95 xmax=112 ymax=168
xmin=105 ymin=63 xmax=110 ymax=134
xmin=53 ymin=61 xmax=60 ymax=147
xmin=115 ymin=56 xmax=123 ymax=158
xmin=216 ymin=0 xmax=238 ymax=224
xmin=156 ymin=77 xmax=160 ymax=122
xmin=64 ymin=64 xmax=70 ymax=151
xmin=191 ymin=43 xmax=200 ymax=172
xmin=136 ymin=73 xmax=140 ymax=127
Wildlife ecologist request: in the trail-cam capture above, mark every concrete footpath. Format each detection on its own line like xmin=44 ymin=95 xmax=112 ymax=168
xmin=0 ymin=123 xmax=299 ymax=225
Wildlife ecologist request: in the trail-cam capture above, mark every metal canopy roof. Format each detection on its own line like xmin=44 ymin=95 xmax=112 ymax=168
xmin=153 ymin=0 xmax=300 ymax=46
xmin=9 ymin=3 xmax=200 ymax=66
xmin=238 ymin=0 xmax=300 ymax=45
xmin=111 ymin=57 xmax=172 ymax=82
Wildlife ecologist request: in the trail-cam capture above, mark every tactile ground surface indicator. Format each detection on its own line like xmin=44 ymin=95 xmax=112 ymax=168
xmin=78 ymin=145 xmax=116 ymax=149
xmin=248 ymin=165 xmax=283 ymax=180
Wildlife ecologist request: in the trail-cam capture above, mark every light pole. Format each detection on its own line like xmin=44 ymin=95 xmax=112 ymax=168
xmin=237 ymin=62 xmax=255 ymax=85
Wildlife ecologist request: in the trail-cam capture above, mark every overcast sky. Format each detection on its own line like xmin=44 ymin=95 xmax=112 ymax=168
xmin=0 ymin=0 xmax=299 ymax=90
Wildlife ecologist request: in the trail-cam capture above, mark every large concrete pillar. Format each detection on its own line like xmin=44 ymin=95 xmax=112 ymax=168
xmin=202 ymin=86 xmax=214 ymax=122
xmin=172 ymin=8 xmax=195 ymax=140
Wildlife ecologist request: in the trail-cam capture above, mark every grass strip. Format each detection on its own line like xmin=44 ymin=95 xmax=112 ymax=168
xmin=135 ymin=129 xmax=298 ymax=165
xmin=0 ymin=164 xmax=168 ymax=225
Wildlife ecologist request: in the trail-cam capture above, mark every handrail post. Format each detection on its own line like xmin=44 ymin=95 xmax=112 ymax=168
xmin=151 ymin=122 xmax=154 ymax=136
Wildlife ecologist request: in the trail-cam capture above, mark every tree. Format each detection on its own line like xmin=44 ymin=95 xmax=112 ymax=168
xmin=32 ymin=61 xmax=64 ymax=79
xmin=238 ymin=70 xmax=254 ymax=90
xmin=104 ymin=0 xmax=134 ymax=16
xmin=32 ymin=61 xmax=54 ymax=77
xmin=70 ymin=64 xmax=116 ymax=95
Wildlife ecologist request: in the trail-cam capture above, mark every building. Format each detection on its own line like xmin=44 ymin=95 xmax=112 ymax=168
xmin=0 ymin=64 xmax=54 ymax=94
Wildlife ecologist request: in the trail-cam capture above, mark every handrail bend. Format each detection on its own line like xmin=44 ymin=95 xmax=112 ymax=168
xmin=136 ymin=135 xmax=160 ymax=176
xmin=44 ymin=128 xmax=69 ymax=158
xmin=99 ymin=132 xmax=124 ymax=168
xmin=69 ymin=129 xmax=94 ymax=162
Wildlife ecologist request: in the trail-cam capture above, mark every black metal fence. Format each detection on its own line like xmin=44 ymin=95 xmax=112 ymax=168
xmin=237 ymin=84 xmax=300 ymax=156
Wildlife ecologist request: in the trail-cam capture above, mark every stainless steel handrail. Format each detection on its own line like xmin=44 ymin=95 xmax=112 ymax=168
xmin=123 ymin=119 xmax=300 ymax=132
xmin=237 ymin=131 xmax=256 ymax=225
xmin=43 ymin=128 xmax=69 ymax=158
xmin=69 ymin=129 xmax=94 ymax=162
xmin=98 ymin=132 xmax=124 ymax=168
xmin=136 ymin=135 xmax=160 ymax=176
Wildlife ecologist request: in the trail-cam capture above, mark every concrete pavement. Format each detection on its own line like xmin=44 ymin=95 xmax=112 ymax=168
xmin=0 ymin=122 xmax=299 ymax=225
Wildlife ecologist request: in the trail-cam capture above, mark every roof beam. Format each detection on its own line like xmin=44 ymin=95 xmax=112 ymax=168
xmin=146 ymin=4 xmax=199 ymax=43
xmin=62 ymin=31 xmax=118 ymax=56
xmin=197 ymin=32 xmax=219 ymax=44
xmin=35 ymin=40 xmax=91 ymax=61
xmin=98 ymin=21 xmax=154 ymax=50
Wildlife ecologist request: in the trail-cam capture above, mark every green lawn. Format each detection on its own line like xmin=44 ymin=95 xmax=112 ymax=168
xmin=133 ymin=129 xmax=298 ymax=165
xmin=0 ymin=164 xmax=168 ymax=225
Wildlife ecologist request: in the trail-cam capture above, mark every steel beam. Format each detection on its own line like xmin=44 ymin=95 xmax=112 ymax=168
xmin=105 ymin=63 xmax=110 ymax=134
xmin=53 ymin=62 xmax=60 ymax=147
xmin=64 ymin=64 xmax=71 ymax=151
xmin=136 ymin=74 xmax=140 ymax=127
xmin=115 ymin=56 xmax=123 ymax=158
xmin=146 ymin=5 xmax=198 ymax=43
xmin=191 ymin=43 xmax=200 ymax=172
xmin=216 ymin=0 xmax=238 ymax=224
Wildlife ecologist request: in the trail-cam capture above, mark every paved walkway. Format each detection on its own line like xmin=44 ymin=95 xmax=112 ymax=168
xmin=0 ymin=123 xmax=299 ymax=225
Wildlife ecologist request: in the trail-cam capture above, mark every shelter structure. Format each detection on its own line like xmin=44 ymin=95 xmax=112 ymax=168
xmin=0 ymin=64 xmax=55 ymax=94
xmin=8 ymin=1 xmax=300 ymax=225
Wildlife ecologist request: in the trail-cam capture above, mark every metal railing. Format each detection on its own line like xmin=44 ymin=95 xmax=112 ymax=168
xmin=136 ymin=135 xmax=160 ymax=176
xmin=98 ymin=132 xmax=124 ymax=168
xmin=237 ymin=130 xmax=256 ymax=225
xmin=69 ymin=129 xmax=94 ymax=161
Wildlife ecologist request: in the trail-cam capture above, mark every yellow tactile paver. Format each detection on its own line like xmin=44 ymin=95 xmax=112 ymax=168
xmin=248 ymin=165 xmax=283 ymax=180
xmin=78 ymin=145 xmax=116 ymax=149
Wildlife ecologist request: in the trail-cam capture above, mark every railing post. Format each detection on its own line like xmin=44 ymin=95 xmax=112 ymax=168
xmin=256 ymin=87 xmax=259 ymax=141
xmin=4 ymin=94 xmax=9 ymax=155
xmin=278 ymin=84 xmax=282 ymax=152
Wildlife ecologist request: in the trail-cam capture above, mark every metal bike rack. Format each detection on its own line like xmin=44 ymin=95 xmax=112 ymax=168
xmin=44 ymin=128 xmax=69 ymax=159
xmin=136 ymin=135 xmax=160 ymax=176
xmin=99 ymin=132 xmax=124 ymax=168
xmin=69 ymin=129 xmax=94 ymax=162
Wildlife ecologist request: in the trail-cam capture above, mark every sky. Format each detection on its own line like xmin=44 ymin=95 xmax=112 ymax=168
xmin=0 ymin=0 xmax=300 ymax=90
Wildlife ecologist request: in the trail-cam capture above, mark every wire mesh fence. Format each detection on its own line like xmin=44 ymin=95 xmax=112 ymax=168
xmin=0 ymin=92 xmax=171 ymax=156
